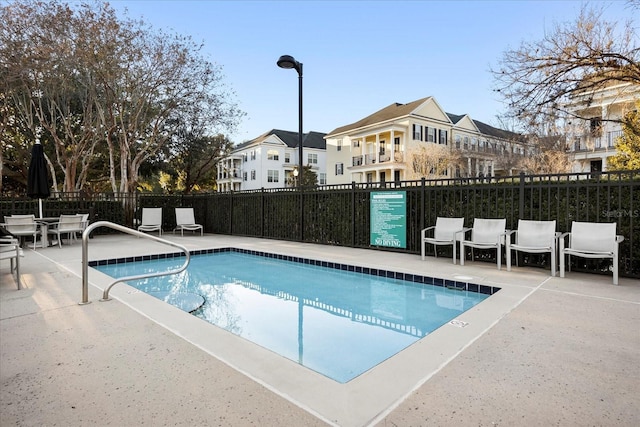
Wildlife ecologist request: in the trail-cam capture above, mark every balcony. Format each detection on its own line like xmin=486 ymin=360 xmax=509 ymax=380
xmin=351 ymin=152 xmax=404 ymax=167
xmin=569 ymin=130 xmax=622 ymax=152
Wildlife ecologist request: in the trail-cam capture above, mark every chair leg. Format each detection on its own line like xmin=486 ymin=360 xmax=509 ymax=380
xmin=506 ymin=247 xmax=512 ymax=271
xmin=452 ymin=241 xmax=457 ymax=265
xmin=460 ymin=242 xmax=465 ymax=266
xmin=613 ymin=253 xmax=619 ymax=285
xmin=497 ymin=244 xmax=502 ymax=270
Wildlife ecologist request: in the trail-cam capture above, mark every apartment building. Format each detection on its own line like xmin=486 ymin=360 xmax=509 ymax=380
xmin=565 ymin=81 xmax=640 ymax=173
xmin=324 ymin=96 xmax=528 ymax=185
xmin=217 ymin=129 xmax=327 ymax=192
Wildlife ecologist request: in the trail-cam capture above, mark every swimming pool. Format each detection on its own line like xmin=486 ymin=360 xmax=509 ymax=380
xmin=92 ymin=248 xmax=497 ymax=383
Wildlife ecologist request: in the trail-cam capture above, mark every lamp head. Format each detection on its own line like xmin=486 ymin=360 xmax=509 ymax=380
xmin=277 ymin=55 xmax=302 ymax=75
xmin=292 ymin=168 xmax=299 ymax=177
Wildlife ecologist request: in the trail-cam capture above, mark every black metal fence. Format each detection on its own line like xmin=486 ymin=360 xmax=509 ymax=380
xmin=1 ymin=170 xmax=638 ymax=278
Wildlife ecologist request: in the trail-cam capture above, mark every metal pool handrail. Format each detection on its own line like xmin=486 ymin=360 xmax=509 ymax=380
xmin=80 ymin=221 xmax=191 ymax=305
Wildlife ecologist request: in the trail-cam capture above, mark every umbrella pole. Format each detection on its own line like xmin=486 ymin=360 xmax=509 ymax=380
xmin=38 ymin=199 xmax=43 ymax=219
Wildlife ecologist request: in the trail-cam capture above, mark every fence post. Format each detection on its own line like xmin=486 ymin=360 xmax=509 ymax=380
xmin=260 ymin=188 xmax=265 ymax=238
xmin=420 ymin=177 xmax=426 ymax=232
xmin=351 ymin=181 xmax=356 ymax=246
xmin=519 ymin=171 xmax=525 ymax=220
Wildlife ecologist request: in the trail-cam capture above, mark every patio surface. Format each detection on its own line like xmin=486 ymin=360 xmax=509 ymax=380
xmin=1 ymin=233 xmax=639 ymax=426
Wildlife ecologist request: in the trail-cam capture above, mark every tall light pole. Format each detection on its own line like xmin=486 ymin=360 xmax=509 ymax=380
xmin=277 ymin=55 xmax=303 ymax=191
xmin=278 ymin=54 xmax=304 ymax=242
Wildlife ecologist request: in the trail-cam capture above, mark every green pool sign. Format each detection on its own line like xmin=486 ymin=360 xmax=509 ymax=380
xmin=370 ymin=191 xmax=407 ymax=248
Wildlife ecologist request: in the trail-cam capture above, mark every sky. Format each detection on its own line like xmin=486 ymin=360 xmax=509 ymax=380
xmin=108 ymin=0 xmax=634 ymax=144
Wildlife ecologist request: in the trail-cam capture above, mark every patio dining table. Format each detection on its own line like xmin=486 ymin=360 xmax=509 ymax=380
xmin=35 ymin=217 xmax=62 ymax=247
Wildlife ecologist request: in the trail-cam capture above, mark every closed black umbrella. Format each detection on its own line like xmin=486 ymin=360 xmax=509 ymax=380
xmin=27 ymin=143 xmax=50 ymax=218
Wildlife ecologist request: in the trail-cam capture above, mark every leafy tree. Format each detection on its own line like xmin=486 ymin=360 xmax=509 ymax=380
xmin=1 ymin=0 xmax=104 ymax=192
xmin=492 ymin=3 xmax=640 ymax=129
xmin=608 ymin=101 xmax=640 ymax=170
xmin=167 ymin=133 xmax=233 ymax=193
xmin=0 ymin=0 xmax=244 ymax=195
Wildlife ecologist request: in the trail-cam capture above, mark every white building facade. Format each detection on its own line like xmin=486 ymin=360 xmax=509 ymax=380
xmin=217 ymin=129 xmax=327 ymax=192
xmin=324 ymin=97 xmax=529 ymax=185
xmin=565 ymin=82 xmax=640 ymax=173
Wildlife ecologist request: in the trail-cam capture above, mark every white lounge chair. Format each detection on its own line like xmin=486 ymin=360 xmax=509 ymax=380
xmin=421 ymin=217 xmax=465 ymax=264
xmin=559 ymin=221 xmax=624 ymax=285
xmin=173 ymin=208 xmax=203 ymax=236
xmin=3 ymin=215 xmax=41 ymax=249
xmin=459 ymin=218 xmax=507 ymax=270
xmin=138 ymin=208 xmax=163 ymax=235
xmin=0 ymin=236 xmax=23 ymax=289
xmin=47 ymin=214 xmax=85 ymax=248
xmin=506 ymin=220 xmax=560 ymax=276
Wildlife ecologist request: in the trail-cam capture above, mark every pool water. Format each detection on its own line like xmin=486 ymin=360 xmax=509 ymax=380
xmin=94 ymin=250 xmax=491 ymax=383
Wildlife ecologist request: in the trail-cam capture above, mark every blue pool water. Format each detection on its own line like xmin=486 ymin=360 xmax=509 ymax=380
xmin=93 ymin=249 xmax=494 ymax=383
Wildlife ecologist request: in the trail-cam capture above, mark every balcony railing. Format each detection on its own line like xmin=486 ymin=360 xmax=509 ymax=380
xmin=352 ymin=151 xmax=405 ymax=167
xmin=570 ymin=130 xmax=622 ymax=152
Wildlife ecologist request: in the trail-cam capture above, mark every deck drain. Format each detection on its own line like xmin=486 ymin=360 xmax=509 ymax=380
xmin=449 ymin=319 xmax=469 ymax=328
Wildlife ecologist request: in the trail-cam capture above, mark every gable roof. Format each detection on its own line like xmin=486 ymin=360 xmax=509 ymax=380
xmin=326 ymin=97 xmax=433 ymax=136
xmin=234 ymin=129 xmax=327 ymax=151
xmin=326 ymin=96 xmax=524 ymax=142
xmin=472 ymin=119 xmax=524 ymax=141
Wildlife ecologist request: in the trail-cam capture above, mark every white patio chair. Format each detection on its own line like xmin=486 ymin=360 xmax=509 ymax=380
xmin=173 ymin=207 xmax=203 ymax=236
xmin=506 ymin=220 xmax=560 ymax=276
xmin=0 ymin=236 xmax=24 ymax=289
xmin=138 ymin=208 xmax=163 ymax=235
xmin=47 ymin=214 xmax=85 ymax=248
xmin=459 ymin=218 xmax=507 ymax=270
xmin=559 ymin=221 xmax=624 ymax=285
xmin=421 ymin=217 xmax=465 ymax=264
xmin=3 ymin=215 xmax=41 ymax=249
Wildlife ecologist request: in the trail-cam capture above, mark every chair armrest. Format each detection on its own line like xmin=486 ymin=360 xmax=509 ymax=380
xmin=616 ymin=235 xmax=625 ymax=243
xmin=421 ymin=226 xmax=436 ymax=239
xmin=0 ymin=236 xmax=19 ymax=245
xmin=455 ymin=227 xmax=472 ymax=241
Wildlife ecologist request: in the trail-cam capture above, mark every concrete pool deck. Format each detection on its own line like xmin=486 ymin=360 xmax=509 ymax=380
xmin=1 ymin=234 xmax=639 ymax=426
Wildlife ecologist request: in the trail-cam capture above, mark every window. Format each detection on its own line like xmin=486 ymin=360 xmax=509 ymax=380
xmin=394 ymin=137 xmax=400 ymax=149
xmin=337 ymin=139 xmax=342 ymax=151
xmin=267 ymin=150 xmax=279 ymax=161
xmin=308 ymin=153 xmax=318 ymax=164
xmin=285 ymin=152 xmax=290 ymax=163
xmin=335 ymin=163 xmax=343 ymax=175
xmin=455 ymin=135 xmax=461 ymax=149
xmin=319 ymin=173 xmax=326 ymax=185
xmin=243 ymin=171 xmax=247 ymax=181
xmin=243 ymin=153 xmax=248 ymax=162
xmin=250 ymin=151 xmax=256 ymax=160
xmin=427 ymin=127 xmax=436 ymax=143
xmin=439 ymin=129 xmax=448 ymax=145
xmin=352 ymin=140 xmax=360 ymax=147
xmin=267 ymin=170 xmax=279 ymax=182
xmin=590 ymin=118 xmax=602 ymax=137
xmin=251 ymin=170 xmax=256 ymax=180
xmin=412 ymin=124 xmax=423 ymax=141
xmin=463 ymin=136 xmax=469 ymax=150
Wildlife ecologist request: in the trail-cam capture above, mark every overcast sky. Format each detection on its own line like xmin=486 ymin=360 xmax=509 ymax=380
xmin=109 ymin=0 xmax=633 ymax=143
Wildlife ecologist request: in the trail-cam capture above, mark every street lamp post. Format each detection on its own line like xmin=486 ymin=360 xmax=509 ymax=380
xmin=278 ymin=54 xmax=304 ymax=241
xmin=277 ymin=55 xmax=303 ymax=190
